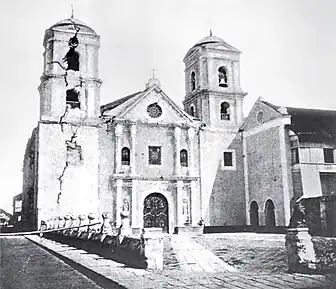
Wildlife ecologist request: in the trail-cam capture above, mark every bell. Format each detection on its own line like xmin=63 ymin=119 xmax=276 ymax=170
xmin=219 ymin=77 xmax=227 ymax=87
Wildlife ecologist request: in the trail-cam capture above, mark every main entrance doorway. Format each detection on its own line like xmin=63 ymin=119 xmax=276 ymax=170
xmin=143 ymin=193 xmax=169 ymax=233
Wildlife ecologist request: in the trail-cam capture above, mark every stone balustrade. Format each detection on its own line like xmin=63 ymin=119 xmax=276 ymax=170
xmin=42 ymin=212 xmax=164 ymax=270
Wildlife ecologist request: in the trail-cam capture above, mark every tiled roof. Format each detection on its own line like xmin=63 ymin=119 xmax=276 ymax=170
xmin=101 ymin=91 xmax=144 ymax=115
xmin=261 ymin=100 xmax=336 ymax=142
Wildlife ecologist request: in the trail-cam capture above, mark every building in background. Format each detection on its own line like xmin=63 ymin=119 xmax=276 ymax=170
xmin=20 ymin=16 xmax=336 ymax=236
xmin=12 ymin=193 xmax=23 ymax=227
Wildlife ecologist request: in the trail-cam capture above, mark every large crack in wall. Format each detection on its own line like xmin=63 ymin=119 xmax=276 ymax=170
xmin=56 ymin=127 xmax=79 ymax=206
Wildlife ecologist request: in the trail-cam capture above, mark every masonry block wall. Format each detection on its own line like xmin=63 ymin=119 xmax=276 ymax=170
xmin=246 ymin=127 xmax=286 ymax=226
xmin=209 ymin=133 xmax=245 ymax=226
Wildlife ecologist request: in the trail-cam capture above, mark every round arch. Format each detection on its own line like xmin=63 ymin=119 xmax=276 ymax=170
xmin=265 ymin=199 xmax=276 ymax=231
xmin=139 ymin=190 xmax=174 ymax=234
xmin=249 ymin=201 xmax=259 ymax=230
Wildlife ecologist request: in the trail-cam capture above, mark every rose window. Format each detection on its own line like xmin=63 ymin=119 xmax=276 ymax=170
xmin=147 ymin=103 xmax=162 ymax=118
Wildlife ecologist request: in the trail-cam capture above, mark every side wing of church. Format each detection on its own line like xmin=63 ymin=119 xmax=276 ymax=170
xmin=20 ymin=17 xmax=336 ymax=236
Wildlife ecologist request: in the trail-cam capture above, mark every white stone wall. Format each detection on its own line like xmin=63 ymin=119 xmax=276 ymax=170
xmin=37 ymin=122 xmax=100 ymax=225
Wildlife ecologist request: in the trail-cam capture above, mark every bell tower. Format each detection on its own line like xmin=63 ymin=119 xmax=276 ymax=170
xmin=183 ymin=33 xmax=247 ymax=129
xmin=39 ymin=17 xmax=102 ymax=122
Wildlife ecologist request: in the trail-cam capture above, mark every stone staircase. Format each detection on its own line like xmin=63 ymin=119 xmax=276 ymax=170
xmin=170 ymin=234 xmax=237 ymax=272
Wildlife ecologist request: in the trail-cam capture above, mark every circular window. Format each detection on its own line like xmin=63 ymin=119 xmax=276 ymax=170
xmin=147 ymin=103 xmax=162 ymax=118
xmin=257 ymin=111 xmax=264 ymax=124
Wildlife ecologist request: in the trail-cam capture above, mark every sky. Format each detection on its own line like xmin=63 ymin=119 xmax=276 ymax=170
xmin=0 ymin=0 xmax=335 ymax=213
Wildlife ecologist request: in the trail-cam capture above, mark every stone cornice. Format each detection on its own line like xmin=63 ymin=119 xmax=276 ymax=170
xmin=38 ymin=118 xmax=102 ymax=128
xmin=111 ymin=174 xmax=200 ymax=182
xmin=184 ymin=89 xmax=246 ymax=104
xmin=110 ymin=118 xmax=198 ymax=130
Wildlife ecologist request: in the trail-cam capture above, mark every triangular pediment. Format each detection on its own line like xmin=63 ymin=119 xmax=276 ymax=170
xmin=103 ymin=85 xmax=195 ymax=125
xmin=240 ymin=99 xmax=282 ymax=131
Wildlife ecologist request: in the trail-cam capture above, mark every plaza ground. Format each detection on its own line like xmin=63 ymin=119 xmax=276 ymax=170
xmin=1 ymin=233 xmax=336 ymax=289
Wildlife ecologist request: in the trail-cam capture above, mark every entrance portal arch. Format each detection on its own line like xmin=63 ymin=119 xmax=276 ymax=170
xmin=143 ymin=193 xmax=169 ymax=233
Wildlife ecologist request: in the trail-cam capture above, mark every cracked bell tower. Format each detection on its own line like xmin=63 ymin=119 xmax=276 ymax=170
xmin=39 ymin=16 xmax=102 ymax=122
xmin=33 ymin=16 xmax=102 ymax=229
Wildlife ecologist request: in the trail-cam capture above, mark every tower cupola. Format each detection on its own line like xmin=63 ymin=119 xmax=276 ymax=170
xmin=183 ymin=33 xmax=247 ymax=128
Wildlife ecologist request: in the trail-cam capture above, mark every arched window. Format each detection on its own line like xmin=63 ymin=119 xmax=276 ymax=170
xmin=218 ymin=66 xmax=228 ymax=87
xmin=121 ymin=147 xmax=130 ymax=166
xmin=180 ymin=149 xmax=188 ymax=167
xmin=191 ymin=71 xmax=196 ymax=91
xmin=190 ymin=105 xmax=195 ymax=117
xmin=220 ymin=102 xmax=230 ymax=120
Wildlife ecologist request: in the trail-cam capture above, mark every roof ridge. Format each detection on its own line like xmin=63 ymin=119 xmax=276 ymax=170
xmin=101 ymin=90 xmax=144 ymax=113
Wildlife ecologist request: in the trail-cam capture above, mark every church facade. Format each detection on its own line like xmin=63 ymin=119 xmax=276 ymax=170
xmin=21 ymin=17 xmax=336 ymax=234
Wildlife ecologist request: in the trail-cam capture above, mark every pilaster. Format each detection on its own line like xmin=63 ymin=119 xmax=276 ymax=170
xmin=190 ymin=181 xmax=198 ymax=226
xmin=131 ymin=179 xmax=138 ymax=228
xmin=115 ymin=179 xmax=123 ymax=227
xmin=130 ymin=122 xmax=137 ymax=175
xmin=174 ymin=126 xmax=181 ymax=176
xmin=176 ymin=180 xmax=184 ymax=226
xmin=187 ymin=127 xmax=195 ymax=176
xmin=114 ymin=123 xmax=123 ymax=174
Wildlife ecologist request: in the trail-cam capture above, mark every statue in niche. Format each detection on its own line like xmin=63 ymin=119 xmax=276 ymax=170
xmin=122 ymin=199 xmax=130 ymax=212
xmin=182 ymin=199 xmax=189 ymax=215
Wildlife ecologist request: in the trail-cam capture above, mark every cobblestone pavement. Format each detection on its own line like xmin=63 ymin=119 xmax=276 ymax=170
xmin=24 ymin=235 xmax=336 ymax=289
xmin=0 ymin=236 xmax=103 ymax=289
xmin=192 ymin=233 xmax=288 ymax=273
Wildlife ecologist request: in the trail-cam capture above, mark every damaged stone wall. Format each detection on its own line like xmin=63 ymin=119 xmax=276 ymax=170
xmin=37 ymin=122 xmax=100 ymax=226
xmin=39 ymin=18 xmax=101 ymax=122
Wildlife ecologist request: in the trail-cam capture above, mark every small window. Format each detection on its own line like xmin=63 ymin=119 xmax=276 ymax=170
xmin=149 ymin=146 xmax=161 ymax=165
xmin=180 ymin=149 xmax=188 ymax=167
xmin=291 ymin=147 xmax=300 ymax=165
xmin=257 ymin=111 xmax=264 ymax=124
xmin=324 ymin=148 xmax=334 ymax=164
xmin=224 ymin=152 xmax=233 ymax=167
xmin=190 ymin=105 xmax=195 ymax=117
xmin=191 ymin=71 xmax=196 ymax=91
xmin=220 ymin=102 xmax=230 ymax=120
xmin=121 ymin=147 xmax=130 ymax=166
xmin=218 ymin=66 xmax=228 ymax=87
xmin=66 ymin=89 xmax=80 ymax=109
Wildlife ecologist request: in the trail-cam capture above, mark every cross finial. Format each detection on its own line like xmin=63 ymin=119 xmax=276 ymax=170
xmin=152 ymin=68 xmax=156 ymax=79
xmin=210 ymin=29 xmax=212 ymax=37
xmin=71 ymin=3 xmax=74 ymax=19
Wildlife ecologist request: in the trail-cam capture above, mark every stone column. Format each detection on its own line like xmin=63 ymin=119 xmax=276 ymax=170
xmin=174 ymin=126 xmax=181 ymax=175
xmin=187 ymin=128 xmax=195 ymax=176
xmin=176 ymin=180 xmax=184 ymax=227
xmin=130 ymin=122 xmax=137 ymax=175
xmin=116 ymin=179 xmax=123 ymax=227
xmin=131 ymin=179 xmax=138 ymax=228
xmin=286 ymin=227 xmax=317 ymax=273
xmin=114 ymin=123 xmax=123 ymax=174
